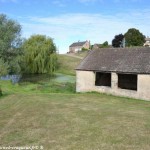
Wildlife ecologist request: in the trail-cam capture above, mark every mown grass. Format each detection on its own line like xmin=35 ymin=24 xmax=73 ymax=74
xmin=57 ymin=54 xmax=81 ymax=75
xmin=0 ymin=53 xmax=150 ymax=149
xmin=0 ymin=93 xmax=150 ymax=150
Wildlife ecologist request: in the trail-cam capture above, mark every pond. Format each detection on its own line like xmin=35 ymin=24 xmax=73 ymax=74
xmin=1 ymin=73 xmax=76 ymax=84
xmin=1 ymin=75 xmax=21 ymax=84
xmin=53 ymin=73 xmax=75 ymax=83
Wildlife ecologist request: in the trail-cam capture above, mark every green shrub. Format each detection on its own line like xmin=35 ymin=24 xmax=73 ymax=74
xmin=81 ymin=47 xmax=88 ymax=51
xmin=0 ymin=87 xmax=2 ymax=96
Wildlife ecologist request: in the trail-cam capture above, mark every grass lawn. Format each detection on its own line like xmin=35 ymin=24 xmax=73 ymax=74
xmin=57 ymin=54 xmax=81 ymax=75
xmin=74 ymin=50 xmax=89 ymax=58
xmin=0 ymin=92 xmax=150 ymax=150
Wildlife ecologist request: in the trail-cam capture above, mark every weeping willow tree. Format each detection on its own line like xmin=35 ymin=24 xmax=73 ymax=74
xmin=22 ymin=35 xmax=57 ymax=74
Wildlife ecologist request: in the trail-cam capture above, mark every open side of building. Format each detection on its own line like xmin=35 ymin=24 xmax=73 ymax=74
xmin=76 ymin=47 xmax=150 ymax=101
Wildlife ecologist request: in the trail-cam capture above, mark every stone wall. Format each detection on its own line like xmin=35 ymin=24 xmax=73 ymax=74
xmin=76 ymin=71 xmax=95 ymax=92
xmin=83 ymin=41 xmax=90 ymax=49
xmin=138 ymin=75 xmax=150 ymax=100
xmin=76 ymin=70 xmax=150 ymax=101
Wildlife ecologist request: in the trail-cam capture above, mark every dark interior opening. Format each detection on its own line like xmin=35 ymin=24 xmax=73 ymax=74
xmin=95 ymin=72 xmax=111 ymax=87
xmin=118 ymin=74 xmax=137 ymax=91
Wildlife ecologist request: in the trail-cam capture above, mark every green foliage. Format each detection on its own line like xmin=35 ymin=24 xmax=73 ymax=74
xmin=81 ymin=47 xmax=88 ymax=51
xmin=0 ymin=58 xmax=9 ymax=96
xmin=9 ymin=56 xmax=22 ymax=74
xmin=112 ymin=34 xmax=124 ymax=47
xmin=0 ymin=73 xmax=75 ymax=94
xmin=100 ymin=41 xmax=109 ymax=48
xmin=124 ymin=28 xmax=145 ymax=47
xmin=0 ymin=58 xmax=9 ymax=76
xmin=0 ymin=14 xmax=22 ymax=74
xmin=90 ymin=45 xmax=94 ymax=49
xmin=22 ymin=34 xmax=57 ymax=74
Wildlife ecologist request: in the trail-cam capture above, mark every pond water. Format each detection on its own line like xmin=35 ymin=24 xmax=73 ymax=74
xmin=1 ymin=73 xmax=75 ymax=84
xmin=53 ymin=73 xmax=75 ymax=83
xmin=1 ymin=75 xmax=21 ymax=84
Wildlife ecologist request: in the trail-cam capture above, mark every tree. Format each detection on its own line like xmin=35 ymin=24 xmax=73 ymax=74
xmin=0 ymin=58 xmax=9 ymax=96
xmin=112 ymin=34 xmax=124 ymax=47
xmin=22 ymin=35 xmax=57 ymax=74
xmin=100 ymin=41 xmax=109 ymax=48
xmin=124 ymin=28 xmax=145 ymax=47
xmin=0 ymin=59 xmax=8 ymax=76
xmin=0 ymin=14 xmax=22 ymax=74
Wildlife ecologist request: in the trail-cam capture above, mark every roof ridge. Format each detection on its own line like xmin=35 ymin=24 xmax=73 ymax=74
xmin=75 ymin=50 xmax=93 ymax=70
xmin=76 ymin=47 xmax=150 ymax=74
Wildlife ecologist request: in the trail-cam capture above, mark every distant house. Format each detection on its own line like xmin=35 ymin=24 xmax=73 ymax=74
xmin=69 ymin=40 xmax=90 ymax=53
xmin=144 ymin=37 xmax=150 ymax=47
xmin=92 ymin=44 xmax=100 ymax=50
xmin=76 ymin=47 xmax=150 ymax=101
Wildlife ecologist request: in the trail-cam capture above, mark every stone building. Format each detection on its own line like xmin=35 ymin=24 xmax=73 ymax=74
xmin=92 ymin=44 xmax=100 ymax=50
xmin=144 ymin=37 xmax=150 ymax=47
xmin=76 ymin=47 xmax=150 ymax=101
xmin=69 ymin=40 xmax=90 ymax=53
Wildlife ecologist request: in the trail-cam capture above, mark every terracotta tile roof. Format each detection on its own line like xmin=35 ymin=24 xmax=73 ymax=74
xmin=69 ymin=41 xmax=87 ymax=47
xmin=76 ymin=47 xmax=150 ymax=74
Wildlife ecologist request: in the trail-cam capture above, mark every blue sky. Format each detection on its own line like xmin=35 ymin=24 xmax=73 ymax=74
xmin=0 ymin=0 xmax=150 ymax=53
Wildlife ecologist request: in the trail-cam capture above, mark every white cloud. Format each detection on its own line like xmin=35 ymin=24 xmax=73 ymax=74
xmin=20 ymin=10 xmax=150 ymax=53
xmin=52 ymin=0 xmax=66 ymax=7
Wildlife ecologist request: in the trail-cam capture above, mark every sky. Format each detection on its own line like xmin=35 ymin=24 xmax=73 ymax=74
xmin=0 ymin=0 xmax=150 ymax=53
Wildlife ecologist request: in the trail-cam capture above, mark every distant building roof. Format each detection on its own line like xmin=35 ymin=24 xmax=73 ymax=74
xmin=69 ymin=41 xmax=87 ymax=47
xmin=76 ymin=47 xmax=150 ymax=74
xmin=145 ymin=37 xmax=150 ymax=41
xmin=92 ymin=44 xmax=100 ymax=49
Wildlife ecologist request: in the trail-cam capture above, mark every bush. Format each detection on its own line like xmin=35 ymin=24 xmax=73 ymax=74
xmin=0 ymin=88 xmax=2 ymax=96
xmin=81 ymin=47 xmax=88 ymax=52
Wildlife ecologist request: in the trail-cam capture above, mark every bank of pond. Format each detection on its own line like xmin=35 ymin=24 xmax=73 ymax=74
xmin=0 ymin=73 xmax=76 ymax=94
